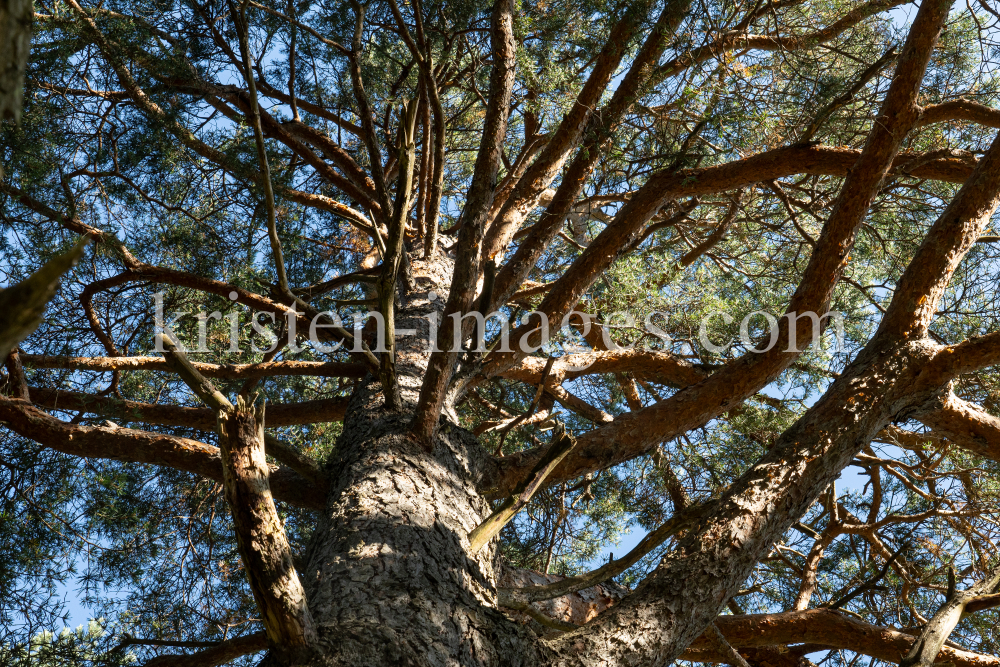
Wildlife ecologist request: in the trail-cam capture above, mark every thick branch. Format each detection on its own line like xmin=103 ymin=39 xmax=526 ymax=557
xmin=468 ymin=424 xmax=576 ymax=554
xmin=217 ymin=397 xmax=316 ymax=652
xmin=0 ymin=396 xmax=325 ymax=509
xmin=412 ymin=0 xmax=516 ymax=440
xmin=142 ymin=632 xmax=267 ymax=667
xmin=486 ymin=0 xmax=952 ymax=496
xmin=915 ymin=392 xmax=1000 ymax=463
xmin=159 ymin=334 xmax=232 ymax=411
xmin=705 ymin=623 xmax=752 ymax=667
xmin=678 ymin=608 xmax=1000 ymax=667
xmin=489 ymin=0 xmax=693 ymax=303
xmin=148 ymin=335 xmax=326 ymax=483
xmin=878 ymin=129 xmax=1000 ymax=337
xmin=917 ymin=98 xmax=1000 ymax=129
xmin=28 ymin=386 xmax=348 ymax=431
xmin=900 ymin=566 xmax=1000 ymax=667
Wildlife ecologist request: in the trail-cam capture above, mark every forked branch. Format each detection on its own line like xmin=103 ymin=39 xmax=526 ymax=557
xmin=378 ymin=98 xmax=420 ymax=409
xmin=901 ymin=564 xmax=1000 ymax=667
xmin=499 ymin=499 xmax=714 ymax=604
xmin=157 ymin=333 xmax=324 ymax=483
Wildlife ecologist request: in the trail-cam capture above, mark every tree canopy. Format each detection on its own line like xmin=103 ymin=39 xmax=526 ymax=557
xmin=4 ymin=0 xmax=1000 ymax=665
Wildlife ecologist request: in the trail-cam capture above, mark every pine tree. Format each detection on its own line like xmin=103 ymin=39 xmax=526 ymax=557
xmin=3 ymin=0 xmax=1000 ymax=665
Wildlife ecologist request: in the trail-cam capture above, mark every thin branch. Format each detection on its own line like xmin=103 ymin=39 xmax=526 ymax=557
xmin=229 ymin=0 xmax=290 ymax=294
xmin=411 ymin=0 xmax=516 ymax=441
xmin=0 ymin=396 xmax=325 ymax=509
xmin=28 ymin=385 xmax=349 ymax=431
xmin=247 ymin=1 xmax=349 ymax=55
xmin=157 ymin=334 xmax=324 ymax=483
xmin=348 ymin=0 xmax=394 ymax=222
xmin=799 ymin=45 xmax=899 ymax=142
xmin=20 ymin=354 xmax=367 ymax=380
xmin=706 ymin=623 xmax=752 ymax=667
xmin=500 ymin=499 xmax=714 ymax=604
xmin=378 ymin=99 xmax=420 ymax=409
xmin=678 ymin=190 xmax=744 ymax=267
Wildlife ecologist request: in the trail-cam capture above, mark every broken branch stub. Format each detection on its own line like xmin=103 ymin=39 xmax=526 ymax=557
xmin=468 ymin=423 xmax=577 ymax=554
xmin=217 ymin=395 xmax=316 ymax=651
xmin=0 ymin=238 xmax=90 ymax=361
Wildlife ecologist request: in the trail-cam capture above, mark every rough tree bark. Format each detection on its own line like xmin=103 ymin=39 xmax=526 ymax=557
xmin=298 ymin=251 xmax=545 ymax=666
xmin=287 ymin=2 xmax=994 ymax=664
xmin=0 ymin=238 xmax=89 ymax=360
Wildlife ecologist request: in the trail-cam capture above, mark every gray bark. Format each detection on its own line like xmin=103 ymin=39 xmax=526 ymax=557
xmin=282 ymin=253 xmax=937 ymax=667
xmin=277 ymin=219 xmax=968 ymax=667
xmin=301 ymin=374 xmax=543 ymax=666
xmin=285 ymin=267 xmax=957 ymax=666
xmin=299 ymin=253 xmax=545 ymax=666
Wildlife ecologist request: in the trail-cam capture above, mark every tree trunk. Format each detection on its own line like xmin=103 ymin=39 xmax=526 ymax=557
xmin=299 ymin=251 xmax=545 ymax=666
